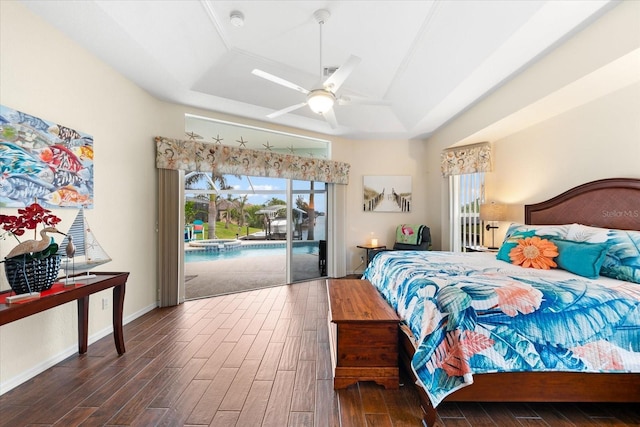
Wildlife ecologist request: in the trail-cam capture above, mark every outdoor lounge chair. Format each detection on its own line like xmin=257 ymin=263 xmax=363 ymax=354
xmin=192 ymin=220 xmax=205 ymax=240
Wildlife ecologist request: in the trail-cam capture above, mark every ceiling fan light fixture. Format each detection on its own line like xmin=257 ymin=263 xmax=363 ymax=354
xmin=307 ymin=89 xmax=335 ymax=114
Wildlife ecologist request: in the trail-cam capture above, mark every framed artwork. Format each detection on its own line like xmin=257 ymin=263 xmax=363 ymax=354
xmin=0 ymin=105 xmax=94 ymax=208
xmin=363 ymin=175 xmax=412 ymax=212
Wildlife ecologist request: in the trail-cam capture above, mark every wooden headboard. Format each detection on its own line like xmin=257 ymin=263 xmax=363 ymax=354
xmin=525 ymin=178 xmax=640 ymax=230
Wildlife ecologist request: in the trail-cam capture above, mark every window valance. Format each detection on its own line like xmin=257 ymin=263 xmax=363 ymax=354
xmin=440 ymin=142 xmax=492 ymax=177
xmin=155 ymin=136 xmax=350 ymax=184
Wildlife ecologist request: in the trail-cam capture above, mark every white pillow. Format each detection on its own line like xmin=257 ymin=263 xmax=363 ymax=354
xmin=566 ymin=223 xmax=610 ymax=243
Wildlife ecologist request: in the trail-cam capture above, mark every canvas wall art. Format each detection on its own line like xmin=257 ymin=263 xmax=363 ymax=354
xmin=0 ymin=105 xmax=94 ymax=208
xmin=363 ymin=175 xmax=412 ymax=212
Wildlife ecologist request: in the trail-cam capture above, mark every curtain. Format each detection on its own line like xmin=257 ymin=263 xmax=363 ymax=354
xmin=155 ymin=136 xmax=350 ymax=184
xmin=157 ymin=168 xmax=183 ymax=307
xmin=440 ymin=142 xmax=492 ymax=177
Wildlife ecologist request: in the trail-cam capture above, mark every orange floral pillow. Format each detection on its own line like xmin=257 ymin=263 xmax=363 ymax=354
xmin=509 ymin=236 xmax=558 ymax=269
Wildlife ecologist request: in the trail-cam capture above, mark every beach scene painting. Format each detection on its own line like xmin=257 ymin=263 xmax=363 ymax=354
xmin=363 ymin=175 xmax=412 ymax=212
xmin=0 ymin=104 xmax=94 ymax=208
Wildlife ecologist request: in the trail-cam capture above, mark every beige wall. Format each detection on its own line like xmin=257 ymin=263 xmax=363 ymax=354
xmin=425 ymin=1 xmax=640 ymax=250
xmin=343 ymin=139 xmax=429 ymax=274
xmin=0 ymin=1 xmax=167 ymax=392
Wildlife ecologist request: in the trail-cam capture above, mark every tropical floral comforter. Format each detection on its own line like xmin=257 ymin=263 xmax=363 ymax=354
xmin=362 ymin=251 xmax=640 ymax=407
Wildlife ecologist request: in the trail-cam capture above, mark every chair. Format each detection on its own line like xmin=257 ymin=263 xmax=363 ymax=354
xmin=393 ymin=224 xmax=431 ymax=251
xmin=369 ymin=224 xmax=431 ymax=262
xmin=192 ymin=219 xmax=205 ymax=240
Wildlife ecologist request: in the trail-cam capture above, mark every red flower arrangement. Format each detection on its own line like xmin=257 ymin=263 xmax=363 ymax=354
xmin=0 ymin=203 xmax=62 ymax=243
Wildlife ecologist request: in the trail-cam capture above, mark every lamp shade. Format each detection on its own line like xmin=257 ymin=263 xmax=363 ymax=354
xmin=307 ymin=89 xmax=335 ymax=114
xmin=479 ymin=202 xmax=507 ymax=221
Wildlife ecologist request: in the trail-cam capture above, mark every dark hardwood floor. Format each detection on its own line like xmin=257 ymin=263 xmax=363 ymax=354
xmin=1 ymin=279 xmax=639 ymax=426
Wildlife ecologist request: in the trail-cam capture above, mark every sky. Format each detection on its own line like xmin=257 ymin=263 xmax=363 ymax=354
xmin=187 ymin=174 xmax=327 ymax=213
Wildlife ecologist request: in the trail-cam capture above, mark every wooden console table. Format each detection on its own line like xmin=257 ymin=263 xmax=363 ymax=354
xmin=0 ymin=272 xmax=129 ymax=355
xmin=327 ymin=278 xmax=400 ymax=389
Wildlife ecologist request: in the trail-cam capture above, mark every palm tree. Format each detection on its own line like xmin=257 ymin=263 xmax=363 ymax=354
xmin=236 ymin=195 xmax=249 ymax=228
xmin=185 ymin=171 xmax=230 ymax=239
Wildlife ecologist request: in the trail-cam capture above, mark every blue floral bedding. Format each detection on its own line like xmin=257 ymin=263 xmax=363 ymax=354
xmin=362 ymin=251 xmax=640 ymax=407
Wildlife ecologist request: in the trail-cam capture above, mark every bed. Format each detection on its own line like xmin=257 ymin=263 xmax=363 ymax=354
xmin=362 ymin=178 xmax=640 ymax=426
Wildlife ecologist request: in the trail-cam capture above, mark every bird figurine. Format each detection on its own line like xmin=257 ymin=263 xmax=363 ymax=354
xmin=65 ymin=235 xmax=76 ymax=258
xmin=6 ymin=227 xmax=65 ymax=258
xmin=64 ymin=234 xmax=76 ymax=285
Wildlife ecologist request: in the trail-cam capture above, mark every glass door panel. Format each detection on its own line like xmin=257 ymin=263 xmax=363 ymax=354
xmin=291 ymin=180 xmax=327 ymax=282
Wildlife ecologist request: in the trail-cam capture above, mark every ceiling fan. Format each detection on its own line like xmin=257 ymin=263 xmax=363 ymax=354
xmin=251 ymin=9 xmax=387 ymax=129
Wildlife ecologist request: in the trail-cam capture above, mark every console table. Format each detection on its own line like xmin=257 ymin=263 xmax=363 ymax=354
xmin=0 ymin=272 xmax=129 ymax=355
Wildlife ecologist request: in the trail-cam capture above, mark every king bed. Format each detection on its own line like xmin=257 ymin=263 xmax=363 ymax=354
xmin=362 ymin=178 xmax=640 ymax=426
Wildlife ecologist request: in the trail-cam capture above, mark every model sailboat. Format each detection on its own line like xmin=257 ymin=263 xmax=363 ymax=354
xmin=57 ymin=208 xmax=111 ymax=282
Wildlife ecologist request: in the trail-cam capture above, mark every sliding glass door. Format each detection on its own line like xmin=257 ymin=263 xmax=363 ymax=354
xmin=290 ymin=180 xmax=327 ymax=283
xmin=182 ymin=114 xmax=331 ymax=298
xmin=183 ymin=173 xmax=328 ymax=299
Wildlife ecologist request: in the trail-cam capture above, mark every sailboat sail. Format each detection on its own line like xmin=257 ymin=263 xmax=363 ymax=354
xmin=57 ymin=209 xmax=111 ymax=274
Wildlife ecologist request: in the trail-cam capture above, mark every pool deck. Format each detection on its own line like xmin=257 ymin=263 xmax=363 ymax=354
xmin=184 ymin=239 xmax=323 ymax=299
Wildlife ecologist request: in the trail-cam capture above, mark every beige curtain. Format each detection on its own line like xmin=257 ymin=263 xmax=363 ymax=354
xmin=440 ymin=142 xmax=492 ymax=177
xmin=157 ymin=168 xmax=183 ymax=307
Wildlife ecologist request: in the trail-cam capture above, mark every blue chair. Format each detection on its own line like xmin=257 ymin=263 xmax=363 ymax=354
xmin=192 ymin=220 xmax=205 ymax=240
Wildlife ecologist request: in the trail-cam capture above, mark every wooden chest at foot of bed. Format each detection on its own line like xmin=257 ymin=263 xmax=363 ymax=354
xmin=327 ymin=278 xmax=400 ymax=389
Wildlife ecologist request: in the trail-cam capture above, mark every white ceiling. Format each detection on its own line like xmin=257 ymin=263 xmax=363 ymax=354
xmin=22 ymin=0 xmax=615 ymax=140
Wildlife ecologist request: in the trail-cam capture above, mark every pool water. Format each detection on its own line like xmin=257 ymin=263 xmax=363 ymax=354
xmin=185 ymin=243 xmax=319 ymax=263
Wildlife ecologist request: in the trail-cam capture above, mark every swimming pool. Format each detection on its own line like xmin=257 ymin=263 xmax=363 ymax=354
xmin=184 ymin=242 xmax=320 ymax=262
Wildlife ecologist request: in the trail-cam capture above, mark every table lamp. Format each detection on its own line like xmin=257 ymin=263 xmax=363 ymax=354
xmin=479 ymin=202 xmax=507 ymax=249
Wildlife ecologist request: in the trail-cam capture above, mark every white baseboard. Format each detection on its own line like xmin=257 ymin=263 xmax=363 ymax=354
xmin=0 ymin=302 xmax=158 ymax=395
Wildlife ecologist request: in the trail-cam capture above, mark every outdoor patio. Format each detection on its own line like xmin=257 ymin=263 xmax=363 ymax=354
xmin=184 ymin=243 xmax=323 ymax=299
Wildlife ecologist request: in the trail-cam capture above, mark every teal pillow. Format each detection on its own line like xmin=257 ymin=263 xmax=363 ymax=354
xmin=568 ymin=226 xmax=640 ymax=283
xmin=551 ymin=239 xmax=609 ymax=279
xmin=496 ymin=230 xmax=536 ymax=262
xmin=496 ymin=223 xmax=571 ymax=263
xmin=600 ymin=229 xmax=640 ymax=284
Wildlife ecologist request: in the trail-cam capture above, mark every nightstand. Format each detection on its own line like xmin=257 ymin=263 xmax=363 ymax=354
xmin=465 ymin=245 xmax=499 ymax=253
xmin=357 ymin=243 xmax=386 ymax=263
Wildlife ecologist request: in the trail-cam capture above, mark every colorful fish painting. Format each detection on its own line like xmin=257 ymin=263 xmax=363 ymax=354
xmin=0 ymin=105 xmax=94 ymax=208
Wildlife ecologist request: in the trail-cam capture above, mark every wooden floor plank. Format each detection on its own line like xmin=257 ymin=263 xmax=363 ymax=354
xmin=218 ymin=358 xmax=261 ymax=411
xmin=148 ymin=358 xmax=206 ymax=408
xmin=186 ymin=367 xmax=238 ymax=425
xmin=1 ymin=280 xmax=639 ymax=427
xmin=235 ymin=380 xmax=272 ymax=426
xmin=290 ymin=360 xmax=316 ymax=412
xmin=108 ymin=367 xmax=180 ymax=425
xmin=262 ymin=370 xmax=296 ymax=426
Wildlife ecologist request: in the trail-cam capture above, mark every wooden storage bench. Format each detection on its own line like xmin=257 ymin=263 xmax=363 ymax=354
xmin=327 ymin=278 xmax=400 ymax=389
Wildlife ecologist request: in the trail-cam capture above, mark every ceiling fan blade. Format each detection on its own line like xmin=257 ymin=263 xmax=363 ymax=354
xmin=252 ymin=69 xmax=310 ymax=95
xmin=266 ymin=102 xmax=308 ymax=119
xmin=322 ymin=108 xmax=339 ymax=129
xmin=337 ymin=95 xmax=391 ymax=106
xmin=322 ymin=55 xmax=361 ymax=92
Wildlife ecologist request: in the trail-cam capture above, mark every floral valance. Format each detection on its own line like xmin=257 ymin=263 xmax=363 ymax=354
xmin=440 ymin=142 xmax=492 ymax=177
xmin=155 ymin=136 xmax=350 ymax=184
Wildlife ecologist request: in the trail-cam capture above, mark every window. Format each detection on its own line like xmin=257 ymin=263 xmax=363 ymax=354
xmin=449 ymin=173 xmax=485 ymax=252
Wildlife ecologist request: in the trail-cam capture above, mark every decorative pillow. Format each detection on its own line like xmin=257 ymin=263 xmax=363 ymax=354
xmin=566 ymin=224 xmax=640 ymax=283
xmin=496 ymin=230 xmax=536 ymax=262
xmin=504 ymin=223 xmax=573 ymax=240
xmin=565 ymin=223 xmax=609 ymax=243
xmin=600 ymin=229 xmax=640 ymax=284
xmin=509 ymin=236 xmax=559 ymax=269
xmin=551 ymin=239 xmax=609 ymax=279
xmin=496 ymin=223 xmax=571 ymax=262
